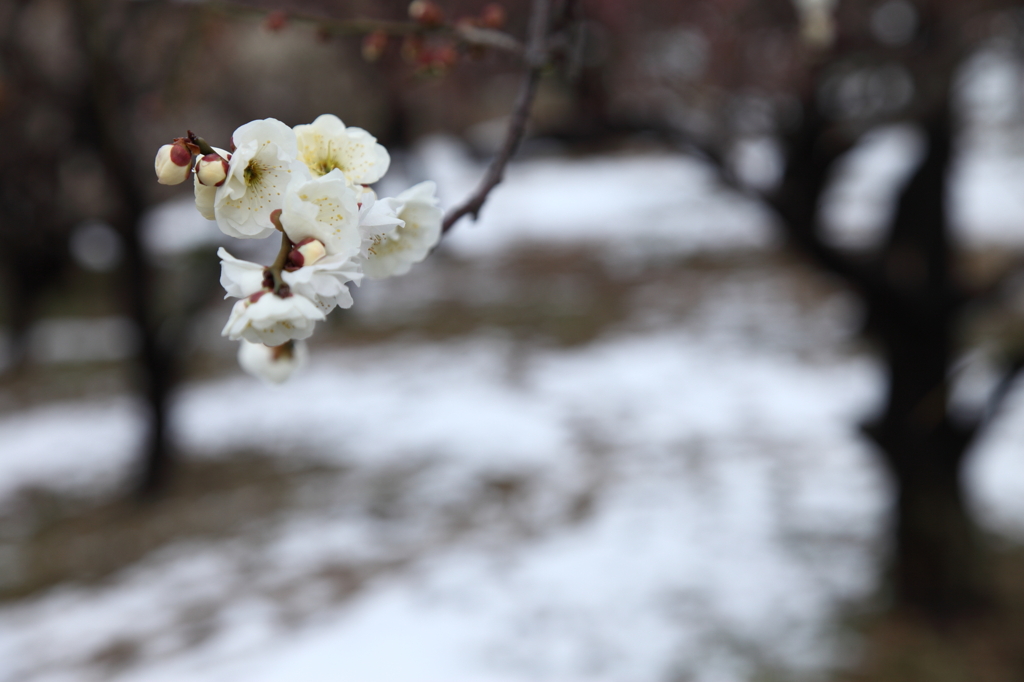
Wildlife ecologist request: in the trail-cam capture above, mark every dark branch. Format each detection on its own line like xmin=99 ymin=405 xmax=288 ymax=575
xmin=651 ymin=113 xmax=882 ymax=299
xmin=983 ymin=353 xmax=1024 ymax=428
xmin=441 ymin=0 xmax=551 ymax=235
xmin=196 ymin=1 xmax=526 ymax=57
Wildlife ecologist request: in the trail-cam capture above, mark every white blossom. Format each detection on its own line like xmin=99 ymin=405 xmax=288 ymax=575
xmin=215 ymin=118 xmax=310 ymax=240
xmin=154 ymin=112 xmax=445 ymax=384
xmin=362 ymin=181 xmax=443 ymax=280
xmin=279 ymin=170 xmax=362 ymax=257
xmin=222 ymin=291 xmax=324 ymax=346
xmin=794 ymin=0 xmax=836 ymax=48
xmin=282 ymin=251 xmax=363 ymax=314
xmin=294 ymin=114 xmax=390 ymax=186
xmin=217 ymin=247 xmax=265 ymax=298
xmin=356 ymin=194 xmax=403 ymax=258
xmin=238 ymin=339 xmax=308 ymax=385
xmin=353 ymin=184 xmax=379 ymax=215
xmin=352 ymin=184 xmax=405 ymax=254
xmin=195 ymin=178 xmax=217 ymax=220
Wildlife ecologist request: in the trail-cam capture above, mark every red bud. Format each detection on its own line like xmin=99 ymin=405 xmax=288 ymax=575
xmin=401 ymin=35 xmax=425 ymax=63
xmin=362 ymin=30 xmax=389 ymax=62
xmin=264 ymin=10 xmax=288 ymax=32
xmin=433 ymin=44 xmax=458 ymax=69
xmin=409 ymin=1 xmax=444 ymax=27
xmin=480 ymin=4 xmax=506 ymax=29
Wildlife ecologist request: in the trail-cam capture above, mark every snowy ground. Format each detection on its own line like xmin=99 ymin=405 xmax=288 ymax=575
xmin=0 ymin=292 xmax=892 ymax=682
xmin=4 ymin=120 xmax=1024 ymax=681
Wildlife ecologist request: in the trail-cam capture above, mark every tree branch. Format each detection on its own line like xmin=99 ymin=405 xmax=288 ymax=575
xmin=643 ymin=113 xmax=883 ymax=300
xmin=441 ymin=0 xmax=551 ymax=235
xmin=196 ymin=1 xmax=526 ymax=57
xmin=983 ymin=353 xmax=1024 ymax=428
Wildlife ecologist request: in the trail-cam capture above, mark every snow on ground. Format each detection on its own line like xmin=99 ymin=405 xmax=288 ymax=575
xmin=2 ymin=313 xmax=1023 ymax=681
xmin=0 ymin=325 xmax=887 ymax=682
xmin=394 ymin=126 xmax=1024 ymax=257
xmin=0 ymin=254 xmax=902 ymax=682
xmin=0 ymin=398 xmax=146 ymax=500
xmin=410 ymin=141 xmax=777 ymax=261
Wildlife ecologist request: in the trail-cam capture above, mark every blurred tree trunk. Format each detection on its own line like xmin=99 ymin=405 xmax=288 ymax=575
xmin=124 ymin=218 xmax=176 ymax=498
xmin=889 ymin=447 xmax=987 ymax=614
xmin=1 ymin=254 xmax=46 ymax=374
xmin=0 ymin=3 xmax=74 ymax=378
xmin=73 ymin=0 xmax=176 ymax=497
xmin=863 ymin=107 xmax=991 ymax=617
xmin=771 ymin=90 xmax=993 ymax=619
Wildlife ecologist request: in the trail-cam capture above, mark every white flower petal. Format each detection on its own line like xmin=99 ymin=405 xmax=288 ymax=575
xmin=217 ymin=247 xmax=266 ymax=299
xmin=214 ymin=119 xmax=309 ymax=239
xmin=233 ymin=118 xmax=299 ymax=160
xmin=222 ymin=292 xmax=325 ymax=346
xmin=294 ymin=114 xmax=390 ymax=185
xmin=279 ymin=171 xmax=361 ymax=257
xmin=238 ymin=339 xmax=308 ymax=384
xmin=194 ymin=146 xmax=229 ymax=221
xmin=358 ymin=196 xmax=404 ymax=258
xmin=195 ymin=178 xmax=217 ymax=221
xmin=362 ymin=181 xmax=443 ymax=280
xmin=281 ymin=252 xmax=363 ymax=315
xmin=396 ymin=179 xmax=441 ymax=206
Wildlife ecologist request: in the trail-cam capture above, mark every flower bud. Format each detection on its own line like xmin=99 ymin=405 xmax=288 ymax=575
xmin=196 ymin=153 xmax=230 ymax=187
xmin=409 ymin=0 xmax=444 ymax=27
xmin=270 ymin=208 xmax=284 ymax=231
xmin=362 ymin=30 xmax=389 ymax=62
xmin=433 ymin=44 xmax=458 ymax=70
xmin=415 ymin=45 xmax=458 ymax=74
xmin=480 ymin=4 xmax=506 ymax=29
xmin=288 ymin=238 xmax=327 ymax=268
xmin=401 ymin=35 xmax=425 ymax=63
xmin=264 ymin=10 xmax=288 ymax=32
xmin=238 ymin=339 xmax=308 ymax=385
xmin=800 ymin=6 xmax=835 ymax=49
xmin=154 ymin=141 xmax=192 ymax=185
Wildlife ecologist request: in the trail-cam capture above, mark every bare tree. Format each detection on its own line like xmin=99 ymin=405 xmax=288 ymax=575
xmin=583 ymin=0 xmax=1020 ymax=619
xmin=2 ymin=0 xmax=214 ymax=496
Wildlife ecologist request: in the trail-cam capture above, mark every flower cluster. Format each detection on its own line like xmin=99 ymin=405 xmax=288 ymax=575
xmin=154 ymin=115 xmax=443 ymax=384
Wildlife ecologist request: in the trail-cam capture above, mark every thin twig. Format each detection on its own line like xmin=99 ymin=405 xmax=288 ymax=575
xmin=983 ymin=354 xmax=1024 ymax=426
xmin=441 ymin=0 xmax=551 ymax=234
xmin=196 ymin=1 xmax=525 ymax=57
xmin=267 ymin=230 xmax=294 ymax=294
xmin=453 ymin=24 xmax=524 ymax=56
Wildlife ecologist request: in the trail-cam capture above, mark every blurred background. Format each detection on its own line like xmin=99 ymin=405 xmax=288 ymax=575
xmin=4 ymin=0 xmax=1024 ymax=679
